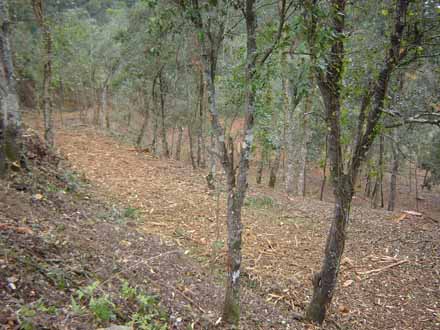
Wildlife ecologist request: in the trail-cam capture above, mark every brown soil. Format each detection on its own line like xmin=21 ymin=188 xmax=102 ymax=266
xmin=0 ymin=129 xmax=305 ymax=330
xmin=2 ymin=117 xmax=439 ymax=329
xmin=54 ymin=126 xmax=439 ymax=329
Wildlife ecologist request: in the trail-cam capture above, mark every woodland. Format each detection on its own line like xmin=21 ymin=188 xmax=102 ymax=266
xmin=0 ymin=0 xmax=440 ymax=329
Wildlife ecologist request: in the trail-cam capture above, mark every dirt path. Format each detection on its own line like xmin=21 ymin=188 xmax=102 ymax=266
xmin=56 ymin=127 xmax=440 ymax=330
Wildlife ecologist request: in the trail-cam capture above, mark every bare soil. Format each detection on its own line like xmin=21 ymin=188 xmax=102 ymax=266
xmin=2 ymin=117 xmax=439 ymax=329
xmin=55 ymin=126 xmax=439 ymax=329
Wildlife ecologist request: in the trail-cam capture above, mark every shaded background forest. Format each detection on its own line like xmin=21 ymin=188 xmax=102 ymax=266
xmin=11 ymin=0 xmax=440 ymax=216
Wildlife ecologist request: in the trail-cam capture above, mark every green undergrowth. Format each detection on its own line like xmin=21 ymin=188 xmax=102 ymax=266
xmin=15 ymin=277 xmax=169 ymax=330
xmin=70 ymin=279 xmax=169 ymax=329
xmin=245 ymin=195 xmax=275 ymax=209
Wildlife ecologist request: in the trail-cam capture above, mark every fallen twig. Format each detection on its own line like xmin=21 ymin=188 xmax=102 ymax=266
xmin=357 ymin=259 xmax=409 ymax=276
xmin=99 ymin=250 xmax=181 ymax=287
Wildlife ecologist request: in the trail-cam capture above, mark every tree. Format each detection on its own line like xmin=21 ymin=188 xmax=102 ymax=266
xmin=32 ymin=0 xmax=54 ymax=146
xmin=0 ymin=0 xmax=22 ymax=175
xmin=303 ymin=0 xmax=431 ymax=324
xmin=178 ymin=0 xmax=292 ymax=325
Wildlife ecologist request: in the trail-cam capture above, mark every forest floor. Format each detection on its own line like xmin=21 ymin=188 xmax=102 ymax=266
xmin=1 ymin=120 xmax=439 ymax=329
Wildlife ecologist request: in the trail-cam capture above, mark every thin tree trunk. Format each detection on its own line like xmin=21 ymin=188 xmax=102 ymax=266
xmin=151 ymin=114 xmax=158 ymax=155
xmin=33 ymin=0 xmax=54 ymax=146
xmin=175 ymin=126 xmax=183 ymax=160
xmin=170 ymin=125 xmax=176 ymax=157
xmin=285 ymin=107 xmax=296 ymax=194
xmin=378 ymin=134 xmax=384 ymax=207
xmin=268 ymin=147 xmax=281 ymax=188
xmin=102 ymin=84 xmax=110 ymax=129
xmin=306 ymin=177 xmax=351 ymax=323
xmin=58 ymin=76 xmax=64 ymax=127
xmin=421 ymin=169 xmax=429 ymax=191
xmin=0 ymin=0 xmax=22 ymax=175
xmin=136 ymin=98 xmax=150 ymax=147
xmin=188 ymin=126 xmax=196 ymax=169
xmin=196 ymin=70 xmax=204 ymax=167
xmin=319 ymin=134 xmax=328 ymax=201
xmin=387 ymin=133 xmax=399 ymax=211
xmin=159 ymin=71 xmax=169 ymax=158
xmin=206 ymin=133 xmax=216 ymax=190
xmin=268 ymin=84 xmax=281 ymax=188
xmin=305 ymin=0 xmax=409 ymax=323
xmin=256 ymin=146 xmax=265 ymax=184
xmin=297 ymin=81 xmax=313 ymax=197
xmin=415 ymin=156 xmax=419 ymax=212
xmin=222 ymin=1 xmax=259 ymax=323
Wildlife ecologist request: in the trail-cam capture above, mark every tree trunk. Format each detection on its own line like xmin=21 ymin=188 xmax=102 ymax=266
xmin=387 ymin=134 xmax=399 ymax=211
xmin=58 ymin=76 xmax=64 ymax=127
xmin=170 ymin=125 xmax=176 ymax=157
xmin=0 ymin=0 xmax=22 ymax=176
xmin=256 ymin=146 xmax=265 ymax=184
xmin=415 ymin=156 xmax=419 ymax=212
xmin=175 ymin=126 xmax=183 ymax=161
xmin=33 ymin=0 xmax=54 ymax=146
xmin=285 ymin=107 xmax=296 ymax=194
xmin=159 ymin=72 xmax=169 ymax=158
xmin=206 ymin=133 xmax=216 ymax=190
xmin=136 ymin=98 xmax=150 ymax=147
xmin=222 ymin=1 xmax=258 ymax=324
xmin=421 ymin=169 xmax=430 ymax=191
xmin=377 ymin=134 xmax=385 ymax=207
xmin=306 ymin=175 xmax=351 ymax=323
xmin=268 ymin=147 xmax=281 ymax=188
xmin=188 ymin=126 xmax=196 ymax=169
xmin=297 ymin=82 xmax=313 ymax=197
xmin=319 ymin=134 xmax=328 ymax=201
xmin=196 ymin=70 xmax=205 ymax=167
xmin=102 ymin=84 xmax=110 ymax=129
xmin=151 ymin=114 xmax=158 ymax=155
xmin=305 ymin=0 xmax=409 ymax=322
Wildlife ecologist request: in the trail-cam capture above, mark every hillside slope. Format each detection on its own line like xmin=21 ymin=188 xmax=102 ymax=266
xmin=0 ymin=129 xmax=302 ymax=330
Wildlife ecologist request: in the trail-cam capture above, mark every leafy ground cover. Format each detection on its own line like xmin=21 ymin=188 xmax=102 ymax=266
xmin=1 ymin=122 xmax=438 ymax=329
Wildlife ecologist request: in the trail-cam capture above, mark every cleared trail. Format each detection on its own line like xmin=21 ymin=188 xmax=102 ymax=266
xmin=57 ymin=126 xmax=440 ymax=330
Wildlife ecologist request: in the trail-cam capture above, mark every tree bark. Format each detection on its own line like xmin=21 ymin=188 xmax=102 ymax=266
xmin=184 ymin=0 xmax=286 ymax=325
xmin=268 ymin=146 xmax=281 ymax=188
xmin=33 ymin=0 xmax=54 ymax=146
xmin=0 ymin=0 xmax=22 ymax=176
xmin=196 ymin=70 xmax=205 ymax=167
xmin=159 ymin=70 xmax=169 ymax=158
xmin=175 ymin=126 xmax=183 ymax=161
xmin=256 ymin=146 xmax=265 ymax=184
xmin=136 ymin=97 xmax=150 ymax=147
xmin=319 ymin=134 xmax=328 ymax=201
xmin=415 ymin=155 xmax=419 ymax=212
xmin=387 ymin=131 xmax=399 ymax=211
xmin=206 ymin=133 xmax=216 ymax=190
xmin=297 ymin=81 xmax=313 ymax=197
xmin=188 ymin=126 xmax=196 ymax=169
xmin=102 ymin=84 xmax=110 ymax=129
xmin=305 ymin=0 xmax=410 ymax=323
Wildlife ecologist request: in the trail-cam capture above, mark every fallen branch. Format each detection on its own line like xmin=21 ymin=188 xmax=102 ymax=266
xmin=357 ymin=259 xmax=409 ymax=276
xmin=99 ymin=250 xmax=181 ymax=287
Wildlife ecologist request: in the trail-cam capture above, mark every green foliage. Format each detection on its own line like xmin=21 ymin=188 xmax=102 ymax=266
xmin=17 ymin=300 xmax=58 ymax=330
xmin=245 ymin=195 xmax=275 ymax=209
xmin=121 ymin=280 xmax=137 ymax=299
xmin=89 ymin=295 xmax=116 ymax=322
xmin=123 ymin=206 xmax=140 ymax=219
xmin=17 ymin=306 xmax=36 ymax=330
xmin=70 ymin=280 xmax=168 ymax=328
